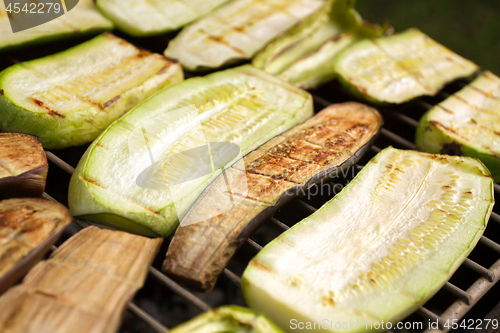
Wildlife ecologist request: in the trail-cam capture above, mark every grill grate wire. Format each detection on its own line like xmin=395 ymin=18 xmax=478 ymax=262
xmin=2 ymin=38 xmax=500 ymax=333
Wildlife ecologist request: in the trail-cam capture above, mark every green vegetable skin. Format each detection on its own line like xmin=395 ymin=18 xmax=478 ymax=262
xmin=0 ymin=33 xmax=183 ymax=149
xmin=68 ymin=65 xmax=313 ymax=237
xmin=253 ymin=0 xmax=389 ymax=89
xmin=243 ymin=147 xmax=494 ymax=333
xmin=416 ymin=71 xmax=500 ymax=182
xmin=165 ymin=0 xmax=325 ymax=71
xmin=0 ymin=0 xmax=113 ymax=51
xmin=334 ymin=28 xmax=478 ymax=104
xmin=170 ymin=306 xmax=284 ymax=333
xmin=96 ymin=0 xmax=231 ymax=36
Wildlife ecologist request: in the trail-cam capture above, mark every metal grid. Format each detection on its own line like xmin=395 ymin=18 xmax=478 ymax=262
xmin=2 ymin=36 xmax=500 ymax=332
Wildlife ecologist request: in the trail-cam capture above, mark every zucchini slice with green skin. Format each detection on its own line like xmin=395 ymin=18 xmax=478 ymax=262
xmin=0 ymin=33 xmax=183 ymax=149
xmin=334 ymin=28 xmax=478 ymax=104
xmin=96 ymin=0 xmax=231 ymax=36
xmin=0 ymin=0 xmax=113 ymax=52
xmin=68 ymin=65 xmax=313 ymax=237
xmin=243 ymin=147 xmax=494 ymax=333
xmin=416 ymin=71 xmax=500 ymax=182
xmin=253 ymin=0 xmax=389 ymax=89
xmin=170 ymin=306 xmax=285 ymax=333
xmin=163 ymin=102 xmax=382 ymax=291
xmin=164 ymin=0 xmax=325 ymax=71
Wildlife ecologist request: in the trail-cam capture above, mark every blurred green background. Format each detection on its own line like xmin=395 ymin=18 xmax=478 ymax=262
xmin=356 ymin=0 xmax=500 ymax=75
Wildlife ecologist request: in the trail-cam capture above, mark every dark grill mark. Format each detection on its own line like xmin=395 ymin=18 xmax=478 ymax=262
xmin=103 ymin=96 xmax=121 ymax=109
xmin=31 ymin=98 xmax=65 ymax=118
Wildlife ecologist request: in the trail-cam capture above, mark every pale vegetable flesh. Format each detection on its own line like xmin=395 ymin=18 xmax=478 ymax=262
xmin=243 ymin=147 xmax=493 ymax=333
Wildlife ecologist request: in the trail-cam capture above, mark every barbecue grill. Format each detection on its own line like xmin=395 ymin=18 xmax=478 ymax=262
xmin=1 ymin=27 xmax=499 ymax=333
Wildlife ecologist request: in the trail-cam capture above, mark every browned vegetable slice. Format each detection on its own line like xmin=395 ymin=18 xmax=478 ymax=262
xmin=0 ymin=226 xmax=162 ymax=333
xmin=0 ymin=198 xmax=71 ymax=295
xmin=163 ymin=102 xmax=383 ymax=291
xmin=0 ymin=133 xmax=47 ymax=200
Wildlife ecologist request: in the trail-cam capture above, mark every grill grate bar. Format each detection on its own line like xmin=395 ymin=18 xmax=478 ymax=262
xmin=270 ymin=217 xmax=290 ymax=231
xmin=296 ymin=199 xmax=317 ymax=213
xmin=128 ymin=303 xmax=169 ymax=333
xmin=495 ymin=183 xmax=500 ymax=194
xmin=246 ymin=239 xmax=263 ymax=252
xmin=148 ymin=267 xmax=212 ymax=312
xmin=223 ymin=268 xmax=242 ymax=287
xmin=380 ymin=128 xmax=418 ymax=150
xmin=45 ymin=151 xmax=75 ymax=174
xmin=443 ymin=282 xmax=472 ymax=305
xmin=490 ymin=212 xmax=500 ymax=225
xmin=425 ymin=258 xmax=500 ymax=333
xmin=388 ymin=111 xmax=420 ymax=128
xmin=371 ymin=145 xmax=382 ymax=153
xmin=480 ymin=236 xmax=500 ymax=254
xmin=463 ymin=258 xmax=495 ymax=282
xmin=418 ymin=307 xmax=444 ymax=329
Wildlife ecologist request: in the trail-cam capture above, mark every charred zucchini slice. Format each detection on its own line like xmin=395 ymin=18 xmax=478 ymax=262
xmin=97 ymin=0 xmax=231 ymax=36
xmin=163 ymin=102 xmax=382 ymax=291
xmin=165 ymin=0 xmax=325 ymax=71
xmin=0 ymin=198 xmax=71 ymax=295
xmin=68 ymin=65 xmax=313 ymax=237
xmin=0 ymin=0 xmax=113 ymax=51
xmin=170 ymin=306 xmax=284 ymax=333
xmin=416 ymin=71 xmax=500 ymax=181
xmin=0 ymin=133 xmax=47 ymax=200
xmin=253 ymin=0 xmax=388 ymax=89
xmin=0 ymin=33 xmax=183 ymax=149
xmin=0 ymin=226 xmax=162 ymax=332
xmin=334 ymin=28 xmax=478 ymax=104
xmin=242 ymin=147 xmax=494 ymax=332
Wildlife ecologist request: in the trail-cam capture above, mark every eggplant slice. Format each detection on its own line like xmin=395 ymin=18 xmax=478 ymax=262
xmin=68 ymin=65 xmax=313 ymax=237
xmin=170 ymin=306 xmax=284 ymax=333
xmin=165 ymin=0 xmax=325 ymax=71
xmin=96 ymin=0 xmax=232 ymax=36
xmin=416 ymin=71 xmax=500 ymax=181
xmin=253 ymin=0 xmax=390 ymax=89
xmin=0 ymin=198 xmax=72 ymax=295
xmin=0 ymin=0 xmax=113 ymax=51
xmin=0 ymin=33 xmax=183 ymax=149
xmin=0 ymin=133 xmax=47 ymax=200
xmin=163 ymin=102 xmax=382 ymax=292
xmin=242 ymin=147 xmax=494 ymax=333
xmin=0 ymin=226 xmax=162 ymax=333
xmin=334 ymin=28 xmax=478 ymax=104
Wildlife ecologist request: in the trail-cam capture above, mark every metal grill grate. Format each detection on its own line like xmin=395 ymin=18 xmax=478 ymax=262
xmin=2 ymin=33 xmax=500 ymax=333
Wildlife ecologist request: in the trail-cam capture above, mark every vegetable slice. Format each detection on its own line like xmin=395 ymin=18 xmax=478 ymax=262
xmin=416 ymin=71 xmax=500 ymax=181
xmin=68 ymin=65 xmax=313 ymax=237
xmin=0 ymin=33 xmax=183 ymax=149
xmin=96 ymin=0 xmax=231 ymax=36
xmin=170 ymin=306 xmax=285 ymax=333
xmin=243 ymin=147 xmax=494 ymax=333
xmin=0 ymin=133 xmax=47 ymax=200
xmin=253 ymin=0 xmax=389 ymax=89
xmin=334 ymin=28 xmax=478 ymax=104
xmin=0 ymin=198 xmax=71 ymax=295
xmin=0 ymin=0 xmax=113 ymax=51
xmin=0 ymin=226 xmax=162 ymax=333
xmin=164 ymin=0 xmax=325 ymax=71
xmin=163 ymin=102 xmax=382 ymax=291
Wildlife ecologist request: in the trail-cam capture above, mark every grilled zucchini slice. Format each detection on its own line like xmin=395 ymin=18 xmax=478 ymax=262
xmin=334 ymin=28 xmax=478 ymax=104
xmin=0 ymin=0 xmax=113 ymax=51
xmin=163 ymin=102 xmax=382 ymax=291
xmin=416 ymin=71 xmax=500 ymax=181
xmin=243 ymin=147 xmax=494 ymax=333
xmin=68 ymin=65 xmax=313 ymax=237
xmin=97 ymin=0 xmax=231 ymax=36
xmin=170 ymin=306 xmax=284 ymax=333
xmin=0 ymin=33 xmax=183 ymax=149
xmin=253 ymin=0 xmax=388 ymax=89
xmin=165 ymin=0 xmax=325 ymax=71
